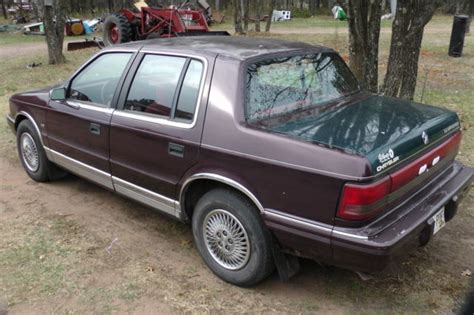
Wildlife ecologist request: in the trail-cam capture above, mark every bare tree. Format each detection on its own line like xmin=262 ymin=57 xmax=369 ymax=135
xmin=382 ymin=0 xmax=441 ymax=100
xmin=265 ymin=0 xmax=276 ymax=32
xmin=243 ymin=0 xmax=249 ymax=32
xmin=1 ymin=0 xmax=7 ymax=20
xmin=255 ymin=0 xmax=262 ymax=32
xmin=347 ymin=0 xmax=382 ymax=93
xmin=43 ymin=0 xmax=66 ymax=64
xmin=456 ymin=0 xmax=473 ymax=33
xmin=233 ymin=0 xmax=243 ymax=34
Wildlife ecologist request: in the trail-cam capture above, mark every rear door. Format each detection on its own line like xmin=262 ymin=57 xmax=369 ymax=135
xmin=47 ymin=51 xmax=135 ymax=189
xmin=109 ymin=52 xmax=213 ymax=214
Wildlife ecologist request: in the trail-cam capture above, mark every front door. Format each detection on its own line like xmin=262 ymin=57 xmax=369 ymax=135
xmin=109 ymin=52 xmax=211 ymax=215
xmin=47 ymin=52 xmax=134 ymax=189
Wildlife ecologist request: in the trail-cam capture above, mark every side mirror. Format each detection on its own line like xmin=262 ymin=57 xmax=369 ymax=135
xmin=50 ymin=87 xmax=66 ymax=101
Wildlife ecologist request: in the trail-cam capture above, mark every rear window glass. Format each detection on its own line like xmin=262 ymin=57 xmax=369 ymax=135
xmin=245 ymin=52 xmax=359 ymax=121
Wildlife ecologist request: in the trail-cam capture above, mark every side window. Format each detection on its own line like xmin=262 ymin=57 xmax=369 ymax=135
xmin=69 ymin=53 xmax=132 ymax=107
xmin=175 ymin=60 xmax=203 ymax=122
xmin=124 ymin=55 xmax=186 ymax=118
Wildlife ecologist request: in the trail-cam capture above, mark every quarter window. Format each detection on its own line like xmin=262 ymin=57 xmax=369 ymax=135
xmin=69 ymin=53 xmax=132 ymax=107
xmin=175 ymin=60 xmax=203 ymax=122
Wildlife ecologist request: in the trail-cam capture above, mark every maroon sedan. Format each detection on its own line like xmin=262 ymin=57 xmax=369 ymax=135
xmin=6 ymin=37 xmax=473 ymax=286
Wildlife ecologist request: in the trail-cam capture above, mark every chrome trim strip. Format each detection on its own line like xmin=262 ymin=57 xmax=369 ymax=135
xmin=112 ymin=176 xmax=180 ymax=218
xmin=64 ymin=101 xmax=116 ymax=114
xmin=6 ymin=114 xmax=15 ymax=125
xmin=265 ymin=209 xmax=369 ymax=240
xmin=265 ymin=209 xmax=332 ymax=233
xmin=113 ymin=52 xmax=208 ymax=129
xmin=332 ymin=228 xmax=369 ymax=240
xmin=45 ymin=148 xmax=181 ymax=218
xmin=45 ymin=147 xmax=114 ymax=190
xmin=180 ymin=173 xmax=265 ymax=213
xmin=14 ymin=111 xmax=45 ymax=146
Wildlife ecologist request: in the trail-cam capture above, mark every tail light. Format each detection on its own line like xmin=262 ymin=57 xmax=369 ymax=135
xmin=337 ymin=176 xmax=392 ymax=220
xmin=337 ymin=131 xmax=462 ymax=221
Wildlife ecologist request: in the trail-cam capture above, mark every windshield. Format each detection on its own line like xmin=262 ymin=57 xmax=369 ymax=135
xmin=245 ymin=52 xmax=360 ymax=121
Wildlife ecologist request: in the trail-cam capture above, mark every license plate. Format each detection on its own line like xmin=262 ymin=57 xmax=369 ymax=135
xmin=432 ymin=207 xmax=446 ymax=235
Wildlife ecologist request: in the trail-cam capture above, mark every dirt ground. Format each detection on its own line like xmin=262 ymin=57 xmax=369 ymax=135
xmin=1 ymin=16 xmax=474 ymax=314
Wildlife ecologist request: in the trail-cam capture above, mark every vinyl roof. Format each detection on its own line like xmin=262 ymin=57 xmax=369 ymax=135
xmin=112 ymin=35 xmax=333 ymax=60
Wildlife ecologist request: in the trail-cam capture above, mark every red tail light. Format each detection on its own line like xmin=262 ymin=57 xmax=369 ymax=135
xmin=337 ymin=131 xmax=461 ymax=221
xmin=337 ymin=176 xmax=392 ymax=220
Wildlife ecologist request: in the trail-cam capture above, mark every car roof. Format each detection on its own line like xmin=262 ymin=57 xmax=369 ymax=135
xmin=108 ymin=36 xmax=334 ymax=61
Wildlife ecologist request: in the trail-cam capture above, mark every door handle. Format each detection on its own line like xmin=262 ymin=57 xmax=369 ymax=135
xmin=89 ymin=123 xmax=101 ymax=136
xmin=65 ymin=100 xmax=81 ymax=110
xmin=168 ymin=142 xmax=184 ymax=158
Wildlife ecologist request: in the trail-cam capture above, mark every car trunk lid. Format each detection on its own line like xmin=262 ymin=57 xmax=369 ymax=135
xmin=259 ymin=94 xmax=461 ymax=176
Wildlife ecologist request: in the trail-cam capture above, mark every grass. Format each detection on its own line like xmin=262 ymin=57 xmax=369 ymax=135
xmin=211 ymin=14 xmax=455 ymax=32
xmin=0 ymin=15 xmax=473 ymax=314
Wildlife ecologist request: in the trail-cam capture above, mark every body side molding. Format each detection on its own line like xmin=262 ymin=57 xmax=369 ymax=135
xmin=112 ymin=176 xmax=181 ymax=218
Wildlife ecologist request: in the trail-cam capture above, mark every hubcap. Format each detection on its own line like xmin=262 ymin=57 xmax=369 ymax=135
xmin=110 ymin=24 xmax=119 ymax=43
xmin=203 ymin=209 xmax=250 ymax=270
xmin=20 ymin=133 xmax=39 ymax=172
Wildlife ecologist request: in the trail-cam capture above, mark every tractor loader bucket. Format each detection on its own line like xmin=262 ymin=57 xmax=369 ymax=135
xmin=67 ymin=38 xmax=104 ymax=51
xmin=176 ymin=31 xmax=230 ymax=37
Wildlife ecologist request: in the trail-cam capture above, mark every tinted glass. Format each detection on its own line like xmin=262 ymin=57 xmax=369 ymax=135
xmin=125 ymin=55 xmax=186 ymax=118
xmin=69 ymin=53 xmax=132 ymax=107
xmin=175 ymin=60 xmax=203 ymax=122
xmin=246 ymin=52 xmax=359 ymax=121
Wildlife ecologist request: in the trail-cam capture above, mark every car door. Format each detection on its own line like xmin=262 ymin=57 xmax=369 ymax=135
xmin=47 ymin=51 xmax=135 ymax=189
xmin=109 ymin=52 xmax=212 ymax=216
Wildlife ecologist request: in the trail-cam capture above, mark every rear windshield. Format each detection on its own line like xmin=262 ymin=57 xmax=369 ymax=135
xmin=245 ymin=52 xmax=359 ymax=121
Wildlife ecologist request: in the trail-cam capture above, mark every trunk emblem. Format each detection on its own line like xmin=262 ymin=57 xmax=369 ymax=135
xmin=422 ymin=131 xmax=429 ymax=144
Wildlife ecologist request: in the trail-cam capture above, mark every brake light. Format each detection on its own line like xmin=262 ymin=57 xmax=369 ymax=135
xmin=337 ymin=132 xmax=461 ymax=221
xmin=337 ymin=176 xmax=392 ymax=220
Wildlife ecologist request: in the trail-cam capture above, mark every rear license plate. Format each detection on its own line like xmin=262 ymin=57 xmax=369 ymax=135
xmin=432 ymin=207 xmax=446 ymax=235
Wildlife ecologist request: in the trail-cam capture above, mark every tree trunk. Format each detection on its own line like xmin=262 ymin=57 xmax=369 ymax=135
xmin=243 ymin=0 xmax=249 ymax=32
xmin=347 ymin=0 xmax=382 ymax=93
xmin=255 ymin=0 xmax=262 ymax=32
xmin=43 ymin=0 xmax=66 ymax=65
xmin=265 ymin=0 xmax=276 ymax=32
xmin=107 ymin=0 xmax=113 ymax=12
xmin=382 ymin=0 xmax=440 ymax=100
xmin=1 ymin=0 xmax=7 ymax=20
xmin=233 ymin=0 xmax=243 ymax=34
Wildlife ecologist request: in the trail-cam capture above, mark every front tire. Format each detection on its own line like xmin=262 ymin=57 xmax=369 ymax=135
xmin=16 ymin=120 xmax=65 ymax=182
xmin=192 ymin=188 xmax=274 ymax=287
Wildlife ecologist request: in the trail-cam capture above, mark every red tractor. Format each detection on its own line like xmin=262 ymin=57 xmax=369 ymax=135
xmin=103 ymin=1 xmax=227 ymax=46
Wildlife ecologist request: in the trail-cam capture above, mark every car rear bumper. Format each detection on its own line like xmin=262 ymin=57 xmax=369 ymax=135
xmin=331 ymin=161 xmax=472 ymax=272
xmin=264 ymin=161 xmax=473 ymax=272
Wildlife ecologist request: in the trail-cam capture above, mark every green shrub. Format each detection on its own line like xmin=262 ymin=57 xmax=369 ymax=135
xmin=291 ymin=8 xmax=312 ymax=18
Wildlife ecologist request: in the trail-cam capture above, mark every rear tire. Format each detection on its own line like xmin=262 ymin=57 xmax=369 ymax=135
xmin=192 ymin=188 xmax=274 ymax=287
xmin=103 ymin=13 xmax=131 ymax=46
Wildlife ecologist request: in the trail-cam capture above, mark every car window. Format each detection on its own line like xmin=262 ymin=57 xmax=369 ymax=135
xmin=175 ymin=60 xmax=203 ymax=122
xmin=124 ymin=55 xmax=187 ymax=118
xmin=246 ymin=52 xmax=359 ymax=121
xmin=69 ymin=53 xmax=132 ymax=107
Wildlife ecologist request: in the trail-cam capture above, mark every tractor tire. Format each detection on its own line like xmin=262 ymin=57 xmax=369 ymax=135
xmin=103 ymin=13 xmax=131 ymax=46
